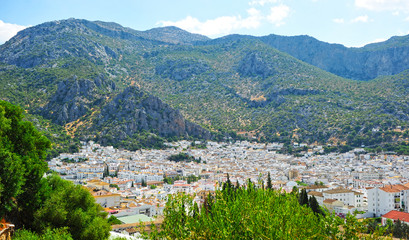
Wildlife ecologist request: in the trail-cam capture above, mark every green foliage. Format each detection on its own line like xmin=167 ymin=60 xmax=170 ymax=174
xmin=298 ymin=188 xmax=309 ymax=206
xmin=167 ymin=152 xmax=200 ymax=163
xmin=145 ymin=184 xmax=389 ymax=239
xmin=0 ymin=100 xmax=51 ymax=227
xmin=107 ymin=215 xmax=122 ymax=225
xmin=13 ymin=228 xmax=73 ymax=240
xmin=5 ymin=20 xmax=409 ymax=151
xmin=141 ymin=178 xmax=147 ymax=187
xmin=190 ymin=141 xmax=207 ymax=149
xmin=34 ymin=175 xmax=111 ymax=240
xmin=151 ymin=189 xmax=324 ymax=239
xmin=102 ymin=131 xmax=167 ymax=151
xmin=308 ymin=196 xmax=323 ymax=216
xmin=322 ymin=212 xmax=388 ymax=240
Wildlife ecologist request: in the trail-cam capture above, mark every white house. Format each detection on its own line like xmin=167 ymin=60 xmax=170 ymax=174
xmin=367 ymin=184 xmax=409 ymax=217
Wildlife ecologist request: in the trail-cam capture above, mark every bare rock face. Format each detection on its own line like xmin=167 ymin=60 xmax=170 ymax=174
xmin=260 ymin=34 xmax=409 ymax=80
xmin=39 ymin=74 xmax=115 ymax=125
xmin=95 ymin=86 xmax=211 ymax=143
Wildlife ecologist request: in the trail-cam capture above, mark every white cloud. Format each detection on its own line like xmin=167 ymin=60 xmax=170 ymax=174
xmin=351 ymin=15 xmax=369 ymax=23
xmin=158 ymin=8 xmax=263 ymax=37
xmin=0 ymin=20 xmax=28 ymax=44
xmin=267 ymin=4 xmax=290 ymax=26
xmin=333 ymin=18 xmax=345 ymax=24
xmin=249 ymin=0 xmax=278 ymax=6
xmin=355 ymin=0 xmax=409 ymax=12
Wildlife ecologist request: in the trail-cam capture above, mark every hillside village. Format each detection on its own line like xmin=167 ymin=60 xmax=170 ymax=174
xmin=48 ymin=140 xmax=409 ymax=236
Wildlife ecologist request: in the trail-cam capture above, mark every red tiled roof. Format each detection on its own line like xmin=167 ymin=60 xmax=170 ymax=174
xmin=382 ymin=210 xmax=409 ymax=222
xmin=380 ymin=184 xmax=409 ymax=193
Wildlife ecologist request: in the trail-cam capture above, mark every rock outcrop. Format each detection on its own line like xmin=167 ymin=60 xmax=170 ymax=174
xmin=259 ymin=34 xmax=409 ymax=80
xmin=94 ymin=86 xmax=211 ymax=142
xmin=39 ymin=74 xmax=115 ymax=125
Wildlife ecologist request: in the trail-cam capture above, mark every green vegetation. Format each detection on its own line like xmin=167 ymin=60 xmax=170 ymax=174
xmin=145 ymin=180 xmax=387 ymax=239
xmin=190 ymin=141 xmax=207 ymax=149
xmin=61 ymin=157 xmax=87 ymax=163
xmin=14 ymin=228 xmax=73 ymax=240
xmin=3 ymin=19 xmax=409 ymax=151
xmin=0 ymin=100 xmax=51 ymax=226
xmin=163 ymin=174 xmax=201 ymax=184
xmin=167 ymin=152 xmax=200 ymax=163
xmin=0 ymin=101 xmax=110 ymax=240
xmin=107 ymin=215 xmax=122 ymax=225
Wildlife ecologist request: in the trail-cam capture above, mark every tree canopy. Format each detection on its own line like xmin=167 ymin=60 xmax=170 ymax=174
xmin=145 ymin=183 xmax=387 ymax=239
xmin=0 ymin=101 xmax=111 ymax=239
xmin=34 ymin=175 xmax=111 ymax=240
xmin=0 ymin=100 xmax=50 ymax=226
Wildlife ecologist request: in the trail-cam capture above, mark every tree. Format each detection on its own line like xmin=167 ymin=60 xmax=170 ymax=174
xmin=141 ymin=178 xmax=147 ymax=187
xmin=308 ymin=196 xmax=323 ymax=216
xmin=34 ymin=175 xmax=110 ymax=240
xmin=298 ymin=188 xmax=308 ymax=206
xmin=267 ymin=172 xmax=272 ymax=190
xmin=223 ymin=173 xmax=232 ymax=191
xmin=13 ymin=228 xmax=73 ymax=240
xmin=0 ymin=100 xmax=51 ymax=227
xmin=107 ymin=215 xmax=122 ymax=225
xmin=103 ymin=164 xmax=109 ymax=178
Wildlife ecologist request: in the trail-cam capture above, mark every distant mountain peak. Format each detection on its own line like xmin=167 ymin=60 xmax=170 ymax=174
xmin=143 ymin=26 xmax=210 ymax=44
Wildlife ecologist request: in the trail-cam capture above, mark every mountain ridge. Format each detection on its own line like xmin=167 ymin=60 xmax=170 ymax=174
xmin=1 ymin=18 xmax=409 ymax=152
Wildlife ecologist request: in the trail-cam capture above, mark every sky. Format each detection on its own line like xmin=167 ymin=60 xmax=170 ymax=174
xmin=1 ymin=0 xmax=409 ymax=47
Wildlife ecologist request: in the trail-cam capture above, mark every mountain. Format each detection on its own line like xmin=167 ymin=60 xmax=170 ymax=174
xmin=258 ymin=34 xmax=409 ymax=81
xmin=1 ymin=18 xmax=409 ymax=152
xmin=205 ymin=33 xmax=409 ymax=81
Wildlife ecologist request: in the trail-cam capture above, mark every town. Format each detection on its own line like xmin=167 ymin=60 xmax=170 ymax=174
xmin=49 ymin=140 xmax=409 ymax=237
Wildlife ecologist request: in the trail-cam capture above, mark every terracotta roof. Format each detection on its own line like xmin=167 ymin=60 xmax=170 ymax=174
xmin=380 ymin=184 xmax=409 ymax=193
xmin=323 ymin=188 xmax=353 ymax=194
xmin=323 ymin=199 xmax=338 ymax=204
xmin=308 ymin=191 xmax=323 ymax=197
xmin=382 ymin=210 xmax=409 ymax=222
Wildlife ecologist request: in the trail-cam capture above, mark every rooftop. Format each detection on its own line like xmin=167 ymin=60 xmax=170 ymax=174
xmin=382 ymin=210 xmax=409 ymax=222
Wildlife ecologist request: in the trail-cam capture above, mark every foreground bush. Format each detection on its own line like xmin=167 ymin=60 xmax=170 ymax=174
xmin=147 ymin=182 xmax=388 ymax=239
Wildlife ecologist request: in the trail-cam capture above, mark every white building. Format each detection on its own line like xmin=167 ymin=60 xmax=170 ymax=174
xmin=367 ymin=184 xmax=409 ymax=217
xmin=322 ymin=188 xmax=362 ymax=207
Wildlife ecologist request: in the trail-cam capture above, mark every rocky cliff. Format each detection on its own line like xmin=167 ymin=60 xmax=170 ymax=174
xmin=94 ymin=86 xmax=211 ymax=144
xmin=39 ymin=74 xmax=115 ymax=125
xmin=259 ymin=34 xmax=409 ymax=80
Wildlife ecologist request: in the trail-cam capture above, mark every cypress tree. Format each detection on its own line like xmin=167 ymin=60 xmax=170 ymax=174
xmin=308 ymin=196 xmax=322 ymax=216
xmin=298 ymin=188 xmax=308 ymax=206
xmin=267 ymin=172 xmax=272 ymax=190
